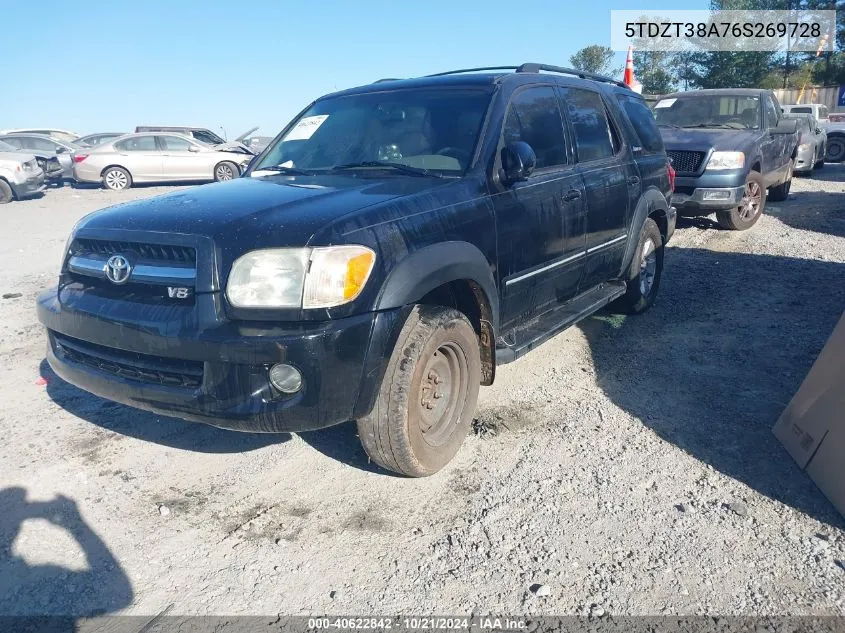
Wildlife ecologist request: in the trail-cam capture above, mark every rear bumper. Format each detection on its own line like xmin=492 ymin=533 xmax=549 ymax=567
xmin=36 ymin=286 xmax=406 ymax=433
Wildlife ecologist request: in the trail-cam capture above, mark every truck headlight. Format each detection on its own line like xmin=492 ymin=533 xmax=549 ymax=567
xmin=226 ymin=245 xmax=376 ymax=309
xmin=705 ymin=151 xmax=745 ymax=170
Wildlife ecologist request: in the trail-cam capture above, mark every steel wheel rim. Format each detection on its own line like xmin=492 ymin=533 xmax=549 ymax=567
xmin=217 ymin=164 xmax=234 ymax=180
xmin=417 ymin=342 xmax=469 ymax=447
xmin=829 ymin=141 xmax=845 ymax=161
xmin=105 ymin=170 xmax=127 ymax=190
xmin=739 ymin=180 xmax=762 ymax=220
xmin=639 ymin=238 xmax=657 ymax=296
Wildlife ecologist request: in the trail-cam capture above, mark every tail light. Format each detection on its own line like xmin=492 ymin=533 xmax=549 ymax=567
xmin=73 ymin=154 xmax=89 ymax=163
xmin=667 ymin=161 xmax=676 ymax=193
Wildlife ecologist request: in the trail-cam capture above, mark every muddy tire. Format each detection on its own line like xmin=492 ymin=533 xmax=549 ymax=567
xmin=613 ymin=217 xmax=663 ymax=315
xmin=716 ymin=171 xmax=765 ymax=230
xmin=356 ymin=305 xmax=481 ymax=477
xmin=767 ymin=162 xmax=792 ymax=202
xmin=0 ymin=179 xmax=12 ymax=204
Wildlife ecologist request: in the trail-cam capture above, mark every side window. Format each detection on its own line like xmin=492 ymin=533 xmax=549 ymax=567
xmin=616 ymin=95 xmax=664 ymax=153
xmin=560 ymin=88 xmax=615 ymax=162
xmin=160 ymin=136 xmax=194 ymax=151
xmin=115 ymin=136 xmax=157 ymax=151
xmin=1 ymin=137 xmax=24 ymax=149
xmin=193 ymin=130 xmax=220 ymax=145
xmin=820 ymin=106 xmax=829 ymax=119
xmin=502 ymin=86 xmax=568 ymax=169
xmin=764 ymin=98 xmax=779 ymax=128
xmin=33 ymin=138 xmax=60 ymax=151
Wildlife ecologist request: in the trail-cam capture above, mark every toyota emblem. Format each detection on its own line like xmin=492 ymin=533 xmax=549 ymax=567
xmin=104 ymin=254 xmax=132 ymax=285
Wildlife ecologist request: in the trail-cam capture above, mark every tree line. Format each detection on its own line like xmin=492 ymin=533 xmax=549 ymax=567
xmin=569 ymin=0 xmax=844 ymax=95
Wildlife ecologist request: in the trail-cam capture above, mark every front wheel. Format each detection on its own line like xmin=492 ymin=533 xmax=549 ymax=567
xmin=612 ymin=217 xmax=664 ymax=315
xmin=102 ymin=166 xmax=132 ymax=191
xmin=356 ymin=305 xmax=481 ymax=477
xmin=716 ymin=170 xmax=765 ymax=230
xmin=0 ymin=179 xmax=12 ymax=204
xmin=214 ymin=161 xmax=238 ymax=182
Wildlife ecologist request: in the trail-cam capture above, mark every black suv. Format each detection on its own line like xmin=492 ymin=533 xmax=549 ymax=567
xmin=655 ymin=89 xmax=798 ymax=231
xmin=37 ymin=64 xmax=675 ymax=476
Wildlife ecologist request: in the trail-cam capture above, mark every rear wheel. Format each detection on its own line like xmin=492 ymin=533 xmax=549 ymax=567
xmin=716 ymin=171 xmax=765 ymax=230
xmin=613 ymin=217 xmax=664 ymax=315
xmin=214 ymin=161 xmax=238 ymax=182
xmin=825 ymin=136 xmax=845 ymax=163
xmin=0 ymin=179 xmax=13 ymax=204
xmin=356 ymin=305 xmax=481 ymax=477
xmin=102 ymin=166 xmax=132 ymax=191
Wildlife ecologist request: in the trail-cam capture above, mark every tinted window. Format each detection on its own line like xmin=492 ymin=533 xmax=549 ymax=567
xmin=764 ymin=98 xmax=779 ymax=128
xmin=160 ymin=136 xmax=194 ymax=151
xmin=27 ymin=137 xmax=59 ymax=151
xmin=617 ymin=95 xmax=663 ymax=153
xmin=789 ymin=106 xmax=812 ymax=114
xmin=1 ymin=138 xmax=23 ymax=149
xmin=115 ymin=136 xmax=157 ymax=151
xmin=503 ymin=86 xmax=567 ymax=169
xmin=192 ymin=130 xmax=224 ymax=145
xmin=560 ymin=88 xmax=615 ymax=162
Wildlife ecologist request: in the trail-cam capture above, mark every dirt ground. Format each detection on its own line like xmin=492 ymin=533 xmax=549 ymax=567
xmin=0 ymin=169 xmax=843 ymax=619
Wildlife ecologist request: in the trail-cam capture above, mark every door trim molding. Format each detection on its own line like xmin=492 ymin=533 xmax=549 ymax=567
xmin=504 ymin=251 xmax=586 ymax=286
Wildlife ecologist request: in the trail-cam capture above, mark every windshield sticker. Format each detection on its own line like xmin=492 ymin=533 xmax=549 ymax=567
xmin=285 ymin=115 xmax=329 ymax=141
xmin=654 ymin=98 xmax=677 ymax=109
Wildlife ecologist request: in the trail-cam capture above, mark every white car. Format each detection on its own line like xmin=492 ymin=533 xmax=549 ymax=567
xmin=73 ymin=132 xmax=254 ymax=190
xmin=0 ymin=151 xmax=45 ymax=203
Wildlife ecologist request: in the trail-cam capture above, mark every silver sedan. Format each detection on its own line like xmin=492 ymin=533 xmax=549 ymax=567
xmin=73 ymin=133 xmax=254 ymax=190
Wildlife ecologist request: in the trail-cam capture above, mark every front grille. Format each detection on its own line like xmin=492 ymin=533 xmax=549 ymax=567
xmin=72 ymin=239 xmax=195 ymax=265
xmin=667 ymin=150 xmax=706 ymax=174
xmin=53 ymin=332 xmax=203 ymax=388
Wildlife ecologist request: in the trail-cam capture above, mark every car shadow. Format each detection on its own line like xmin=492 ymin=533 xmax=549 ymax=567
xmin=675 ymin=215 xmax=725 ymax=231
xmin=0 ymin=487 xmax=133 ymax=622
xmin=297 ymin=421 xmax=392 ymax=476
xmin=579 ymin=246 xmax=845 ymax=528
xmin=40 ymin=360 xmax=287 ymax=454
xmin=767 ymin=165 xmax=845 ymax=239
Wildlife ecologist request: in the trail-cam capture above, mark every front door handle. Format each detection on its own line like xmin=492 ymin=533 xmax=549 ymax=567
xmin=627 ymin=176 xmax=641 ymax=186
xmin=562 ymin=189 xmax=582 ymax=202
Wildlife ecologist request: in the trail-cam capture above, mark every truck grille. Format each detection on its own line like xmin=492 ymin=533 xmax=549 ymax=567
xmin=667 ymin=150 xmax=707 ymax=174
xmin=72 ymin=239 xmax=195 ymax=265
xmin=53 ymin=332 xmax=203 ymax=388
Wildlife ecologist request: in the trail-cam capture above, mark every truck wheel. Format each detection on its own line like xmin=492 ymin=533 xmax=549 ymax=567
xmin=0 ymin=179 xmax=12 ymax=204
xmin=613 ymin=217 xmax=663 ymax=315
xmin=102 ymin=167 xmax=132 ymax=191
xmin=825 ymin=137 xmax=845 ymax=163
xmin=767 ymin=162 xmax=792 ymax=202
xmin=716 ymin=171 xmax=765 ymax=230
xmin=214 ymin=161 xmax=238 ymax=181
xmin=356 ymin=305 xmax=481 ymax=477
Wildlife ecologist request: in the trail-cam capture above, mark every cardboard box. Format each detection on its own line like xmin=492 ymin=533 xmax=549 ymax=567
xmin=773 ymin=311 xmax=845 ymax=518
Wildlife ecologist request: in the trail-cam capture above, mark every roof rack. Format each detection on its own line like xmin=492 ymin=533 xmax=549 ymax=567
xmin=423 ymin=63 xmax=630 ymax=89
xmin=374 ymin=78 xmax=402 ymax=83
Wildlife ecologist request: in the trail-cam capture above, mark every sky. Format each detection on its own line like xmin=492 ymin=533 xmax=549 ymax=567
xmin=1 ymin=0 xmax=708 ymax=139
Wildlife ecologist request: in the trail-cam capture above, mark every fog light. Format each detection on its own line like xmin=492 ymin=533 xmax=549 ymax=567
xmin=269 ymin=363 xmax=302 ymax=393
xmin=702 ymin=190 xmax=732 ymax=201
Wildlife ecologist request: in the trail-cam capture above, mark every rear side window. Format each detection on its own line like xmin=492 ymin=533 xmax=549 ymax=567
xmin=503 ymin=86 xmax=568 ymax=169
xmin=559 ymin=88 xmax=615 ymax=162
xmin=115 ymin=136 xmax=157 ymax=151
xmin=616 ymin=94 xmax=664 ymax=153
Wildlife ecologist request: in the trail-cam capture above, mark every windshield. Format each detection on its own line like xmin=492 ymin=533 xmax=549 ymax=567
xmin=254 ymin=88 xmax=492 ymax=175
xmin=653 ymin=95 xmax=761 ymax=130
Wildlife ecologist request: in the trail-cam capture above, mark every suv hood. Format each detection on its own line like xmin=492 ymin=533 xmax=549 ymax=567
xmin=76 ymin=175 xmax=447 ymax=248
xmin=660 ymin=127 xmax=759 ymax=152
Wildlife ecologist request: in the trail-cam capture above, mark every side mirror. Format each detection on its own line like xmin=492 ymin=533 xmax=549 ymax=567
xmin=772 ymin=119 xmax=798 ymax=134
xmin=499 ymin=141 xmax=537 ymax=184
xmin=55 ymin=146 xmax=67 ymax=154
xmin=188 ymin=145 xmax=201 ymax=153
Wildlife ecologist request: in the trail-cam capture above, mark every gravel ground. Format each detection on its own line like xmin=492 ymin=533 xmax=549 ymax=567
xmin=0 ymin=169 xmax=843 ymax=619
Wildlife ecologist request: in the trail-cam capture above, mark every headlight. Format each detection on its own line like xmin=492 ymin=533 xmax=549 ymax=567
xmin=798 ymin=143 xmax=811 ymax=152
xmin=226 ymin=245 xmax=376 ymax=309
xmin=705 ymin=151 xmax=745 ymax=170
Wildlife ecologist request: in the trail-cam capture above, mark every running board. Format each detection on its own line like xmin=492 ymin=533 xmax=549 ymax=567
xmin=495 ymin=281 xmax=627 ymax=365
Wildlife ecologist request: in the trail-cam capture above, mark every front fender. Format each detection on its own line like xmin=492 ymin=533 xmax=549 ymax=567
xmin=374 ymin=241 xmax=499 ymax=332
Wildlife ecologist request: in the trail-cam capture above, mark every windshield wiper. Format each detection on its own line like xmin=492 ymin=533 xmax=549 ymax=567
xmin=252 ymin=165 xmax=314 ymax=175
xmin=681 ymin=123 xmax=746 ymax=129
xmin=658 ymin=123 xmax=682 ymax=128
xmin=330 ymin=161 xmax=445 ymax=178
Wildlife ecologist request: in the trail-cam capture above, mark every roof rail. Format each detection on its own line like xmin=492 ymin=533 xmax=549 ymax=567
xmin=422 ymin=64 xmax=630 ymax=89
xmin=373 ymin=78 xmax=402 ymax=83
xmin=516 ymin=63 xmax=630 ymax=89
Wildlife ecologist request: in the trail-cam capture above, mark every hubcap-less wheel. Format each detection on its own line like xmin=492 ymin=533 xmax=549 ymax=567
xmin=418 ymin=343 xmax=470 ymax=447
xmin=639 ymin=238 xmax=657 ymax=296
xmin=738 ymin=179 xmax=762 ymax=220
xmin=216 ymin=164 xmax=235 ymax=181
xmin=104 ymin=169 xmax=128 ymax=190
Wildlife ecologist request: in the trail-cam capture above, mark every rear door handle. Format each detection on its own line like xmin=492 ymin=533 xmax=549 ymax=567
xmin=627 ymin=176 xmax=641 ymax=185
xmin=562 ymin=189 xmax=582 ymax=202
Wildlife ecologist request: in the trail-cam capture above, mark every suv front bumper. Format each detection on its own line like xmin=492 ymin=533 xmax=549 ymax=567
xmin=36 ymin=286 xmax=406 ymax=433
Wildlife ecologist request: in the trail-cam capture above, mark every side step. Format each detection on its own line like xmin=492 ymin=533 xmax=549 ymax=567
xmin=495 ymin=281 xmax=627 ymax=365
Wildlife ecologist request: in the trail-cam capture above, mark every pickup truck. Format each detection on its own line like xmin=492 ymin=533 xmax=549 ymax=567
xmin=655 ymin=88 xmax=798 ymax=231
xmin=37 ymin=63 xmax=675 ymax=477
